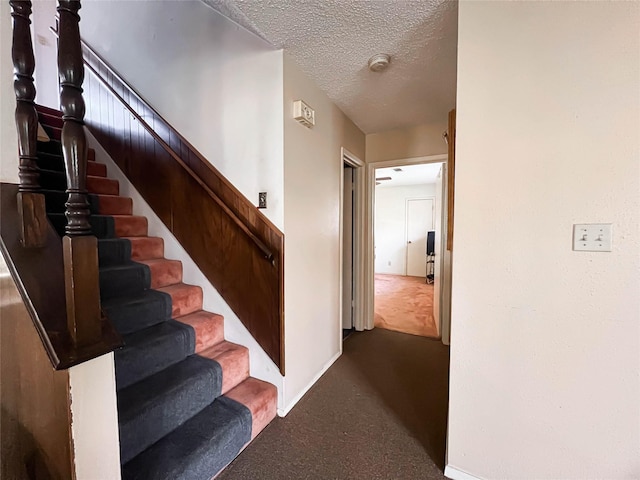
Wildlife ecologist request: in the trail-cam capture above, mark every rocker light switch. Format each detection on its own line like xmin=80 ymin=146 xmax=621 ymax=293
xmin=573 ymin=224 xmax=612 ymax=252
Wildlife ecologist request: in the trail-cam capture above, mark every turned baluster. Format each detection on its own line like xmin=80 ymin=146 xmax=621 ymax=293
xmin=57 ymin=0 xmax=101 ymax=346
xmin=11 ymin=0 xmax=47 ymax=247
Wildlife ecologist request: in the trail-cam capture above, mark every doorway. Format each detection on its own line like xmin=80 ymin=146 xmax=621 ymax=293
xmin=340 ymin=148 xmax=365 ymax=344
xmin=367 ymin=155 xmax=449 ymax=339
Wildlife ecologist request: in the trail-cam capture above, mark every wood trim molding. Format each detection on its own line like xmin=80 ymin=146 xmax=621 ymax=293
xmin=447 ymin=109 xmax=456 ymax=251
xmin=339 ymin=148 xmax=366 ymax=336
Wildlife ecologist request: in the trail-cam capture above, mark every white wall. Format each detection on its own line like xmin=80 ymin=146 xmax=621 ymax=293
xmin=447 ymin=2 xmax=640 ymax=479
xmin=31 ymin=0 xmax=58 ymax=109
xmin=1 ymin=1 xmax=18 ymax=183
xmin=69 ymin=353 xmax=121 ymax=480
xmin=375 ymin=184 xmax=435 ymax=275
xmin=33 ymin=0 xmax=285 ymax=230
xmin=282 ymin=53 xmax=365 ymax=412
xmin=366 ymin=121 xmax=448 ymax=164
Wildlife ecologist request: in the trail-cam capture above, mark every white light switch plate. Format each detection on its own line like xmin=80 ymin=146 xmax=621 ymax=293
xmin=573 ymin=224 xmax=612 ymax=252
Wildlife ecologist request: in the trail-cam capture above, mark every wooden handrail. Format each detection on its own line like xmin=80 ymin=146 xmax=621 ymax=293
xmin=50 ymin=27 xmax=274 ymax=263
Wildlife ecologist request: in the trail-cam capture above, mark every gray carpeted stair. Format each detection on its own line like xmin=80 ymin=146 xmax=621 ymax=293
xmin=102 ymin=290 xmax=172 ymax=335
xmin=117 ymin=355 xmax=223 ymax=464
xmin=99 ymin=262 xmax=151 ymax=300
xmin=115 ymin=320 xmax=195 ymax=390
xmin=48 ymin=212 xmax=116 ymax=238
xmin=98 ymin=238 xmax=133 ymax=267
xmin=122 ymin=397 xmax=252 ymax=480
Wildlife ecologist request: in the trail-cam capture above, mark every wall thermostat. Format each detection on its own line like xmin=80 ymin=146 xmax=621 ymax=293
xmin=293 ymin=100 xmax=315 ymax=128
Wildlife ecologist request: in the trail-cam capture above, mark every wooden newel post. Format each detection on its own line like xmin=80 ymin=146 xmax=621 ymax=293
xmin=10 ymin=0 xmax=47 ymax=247
xmin=57 ymin=0 xmax=101 ymax=346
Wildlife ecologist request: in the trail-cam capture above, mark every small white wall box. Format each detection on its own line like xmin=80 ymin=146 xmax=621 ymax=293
xmin=293 ymin=100 xmax=315 ymax=128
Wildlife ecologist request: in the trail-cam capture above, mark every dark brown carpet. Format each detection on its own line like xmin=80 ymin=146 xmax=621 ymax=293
xmin=218 ymin=328 xmax=450 ymax=480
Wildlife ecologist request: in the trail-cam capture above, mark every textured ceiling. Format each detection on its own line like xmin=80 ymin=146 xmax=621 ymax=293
xmin=202 ymin=0 xmax=458 ymax=134
xmin=375 ymin=162 xmax=443 ymax=188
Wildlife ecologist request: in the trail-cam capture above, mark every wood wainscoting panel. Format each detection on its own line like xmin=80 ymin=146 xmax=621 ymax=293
xmin=0 ymin=256 xmax=73 ymax=480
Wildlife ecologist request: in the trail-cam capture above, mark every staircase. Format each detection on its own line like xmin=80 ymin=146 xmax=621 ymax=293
xmin=36 ymin=105 xmax=277 ymax=479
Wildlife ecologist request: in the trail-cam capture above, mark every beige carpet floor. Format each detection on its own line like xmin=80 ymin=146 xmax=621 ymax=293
xmin=374 ymin=274 xmax=438 ymax=338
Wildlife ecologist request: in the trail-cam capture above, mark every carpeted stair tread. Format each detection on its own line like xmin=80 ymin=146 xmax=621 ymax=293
xmin=36 ymin=152 xmax=105 ymax=177
xmin=39 ymin=168 xmax=113 ymax=193
xmin=88 ymin=161 xmax=107 ymax=177
xmin=112 ymin=215 xmax=148 ymax=237
xmin=98 ymin=238 xmax=132 ymax=267
xmin=157 ymin=283 xmax=203 ymax=318
xmin=36 ymin=151 xmax=65 ymax=170
xmin=55 ymin=214 xmax=148 ymax=238
xmin=95 ymin=194 xmax=133 ymax=215
xmin=138 ymin=258 xmax=183 ymax=289
xmin=121 ymin=396 xmax=251 ymax=480
xmin=199 ymin=341 xmax=249 ymax=395
xmin=47 ymin=212 xmax=116 ymax=238
xmin=225 ymin=377 xmax=278 ymax=440
xmin=176 ymin=311 xmax=224 ymax=354
xmin=36 ymin=139 xmax=60 ymax=156
xmin=38 ymin=111 xmax=64 ymax=128
xmin=102 ymin=289 xmax=172 ymax=335
xmin=35 ymin=104 xmax=63 ymax=118
xmin=43 ymin=125 xmax=62 ymax=141
xmin=118 ymin=355 xmax=223 ymax=464
xmin=41 ymin=190 xmax=67 ymax=213
xmin=99 ymin=262 xmax=150 ymax=300
xmin=38 ymin=168 xmax=68 ymax=190
xmin=87 ymin=175 xmax=119 ymax=195
xmin=36 ymin=139 xmax=95 ymax=161
xmin=42 ymin=190 xmax=108 ymax=214
xmin=126 ymin=236 xmax=164 ymax=261
xmin=115 ymin=320 xmax=196 ymax=391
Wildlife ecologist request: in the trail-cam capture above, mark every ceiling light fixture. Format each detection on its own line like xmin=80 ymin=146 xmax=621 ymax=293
xmin=368 ymin=53 xmax=391 ymax=72
xmin=375 ymin=176 xmax=392 ymax=181
xmin=393 ymin=168 xmax=403 ymax=172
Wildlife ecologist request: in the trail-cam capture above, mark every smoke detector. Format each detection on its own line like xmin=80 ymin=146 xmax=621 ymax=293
xmin=368 ymin=54 xmax=391 ymax=72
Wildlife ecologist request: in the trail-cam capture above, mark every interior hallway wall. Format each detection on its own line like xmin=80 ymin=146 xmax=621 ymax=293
xmin=366 ymin=122 xmax=448 ymax=163
xmin=448 ymin=1 xmax=640 ymax=478
xmin=283 ymin=53 xmax=365 ymax=411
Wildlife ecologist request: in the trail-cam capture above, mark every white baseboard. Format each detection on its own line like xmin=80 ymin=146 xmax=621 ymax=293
xmin=444 ymin=465 xmax=484 ymax=480
xmin=277 ymin=351 xmax=342 ymax=417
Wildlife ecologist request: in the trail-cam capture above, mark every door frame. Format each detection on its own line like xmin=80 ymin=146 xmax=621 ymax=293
xmin=365 ymin=154 xmax=448 ymax=330
xmin=339 ymin=148 xmax=366 ymax=343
